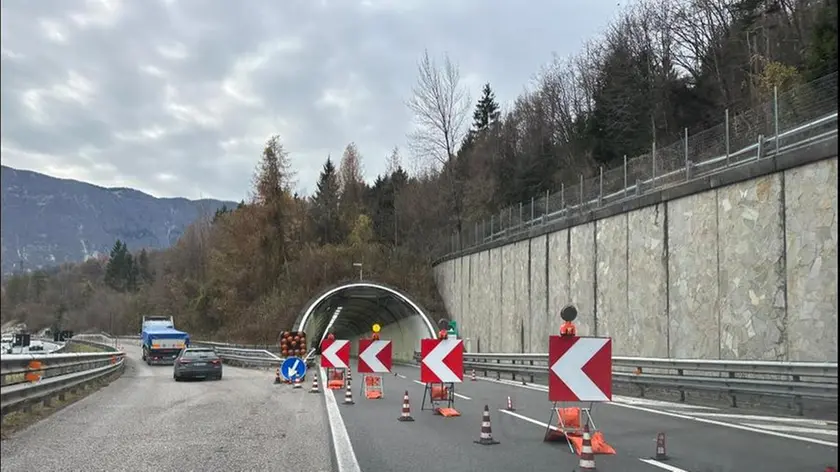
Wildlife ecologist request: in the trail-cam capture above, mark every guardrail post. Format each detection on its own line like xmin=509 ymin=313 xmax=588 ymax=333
xmin=511 ymin=359 xmax=516 ymax=382
xmin=519 ymin=202 xmax=523 ymax=231
xmin=635 ymin=178 xmax=642 ymax=196
xmin=559 ymin=184 xmax=564 ymax=214
xmin=792 ymin=375 xmax=804 ymax=416
xmin=529 ymin=359 xmax=534 ymax=383
xmin=496 ymin=358 xmax=501 ymax=381
xmin=678 ymin=369 xmax=685 ymax=402
xmin=729 ymin=371 xmax=738 ymax=408
xmin=490 ymin=215 xmax=494 ymax=240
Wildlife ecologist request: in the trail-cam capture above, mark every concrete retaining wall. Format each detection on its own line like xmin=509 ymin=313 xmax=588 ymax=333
xmin=434 ymin=156 xmax=838 ymax=362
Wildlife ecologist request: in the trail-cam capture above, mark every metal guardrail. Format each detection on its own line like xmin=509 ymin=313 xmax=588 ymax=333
xmin=412 ymin=351 xmax=838 ymax=415
xmin=0 ymin=337 xmax=126 ymax=417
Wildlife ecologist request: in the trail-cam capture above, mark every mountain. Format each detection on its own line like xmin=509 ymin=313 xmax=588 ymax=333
xmin=1 ymin=165 xmax=237 ymax=275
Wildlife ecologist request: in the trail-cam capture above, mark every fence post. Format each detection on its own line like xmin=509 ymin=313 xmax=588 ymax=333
xmin=561 ymin=183 xmax=565 ymax=212
xmin=684 ymin=127 xmax=690 ymax=180
xmin=579 ymin=174 xmax=584 ymax=207
xmin=757 ymin=134 xmax=763 ymax=159
xmin=598 ymin=166 xmax=604 ymax=206
xmin=518 ymin=201 xmax=523 ymax=229
xmin=475 ymin=222 xmax=479 ymax=247
xmin=543 ymin=189 xmax=549 ymax=224
xmin=623 ymin=155 xmax=628 ymax=197
xmin=725 ymin=108 xmax=730 ymax=166
xmin=774 ymin=85 xmax=780 ymax=155
xmin=652 ymin=141 xmax=657 ymax=185
xmin=490 ymin=215 xmax=494 ymax=239
xmin=530 ymin=196 xmax=535 ymax=223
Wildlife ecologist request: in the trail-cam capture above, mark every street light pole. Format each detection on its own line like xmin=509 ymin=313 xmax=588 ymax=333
xmin=353 ymin=262 xmax=363 ymax=281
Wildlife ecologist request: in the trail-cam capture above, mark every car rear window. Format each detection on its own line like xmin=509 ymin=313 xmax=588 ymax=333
xmin=183 ymin=349 xmax=216 ymax=359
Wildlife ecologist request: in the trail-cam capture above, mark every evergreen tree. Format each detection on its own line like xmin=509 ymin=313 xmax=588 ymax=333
xmin=311 ymin=157 xmax=344 ymax=245
xmin=472 ymin=83 xmax=501 ymax=132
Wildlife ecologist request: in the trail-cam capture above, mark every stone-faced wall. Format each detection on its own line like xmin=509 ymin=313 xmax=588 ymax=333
xmin=434 ymin=156 xmax=837 ymax=361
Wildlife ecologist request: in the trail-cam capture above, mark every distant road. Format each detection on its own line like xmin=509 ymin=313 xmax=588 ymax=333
xmin=0 ymin=344 xmax=333 ymax=472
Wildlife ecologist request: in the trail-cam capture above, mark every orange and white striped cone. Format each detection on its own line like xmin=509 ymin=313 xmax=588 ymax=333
xmin=470 ymin=369 xmax=476 ymax=381
xmin=293 ymin=376 xmax=302 ymax=389
xmin=474 ymin=405 xmax=500 ymax=445
xmin=579 ymin=423 xmax=596 ymax=470
xmin=343 ymin=379 xmax=354 ymax=405
xmin=398 ymin=391 xmax=415 ymax=422
xmin=309 ymin=374 xmax=320 ymax=393
xmin=506 ymin=396 xmax=515 ymax=411
xmin=274 ymin=368 xmax=282 ymax=384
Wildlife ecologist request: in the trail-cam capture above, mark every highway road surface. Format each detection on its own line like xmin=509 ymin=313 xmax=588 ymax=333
xmin=334 ymin=362 xmax=838 ymax=472
xmin=0 ymin=344 xmax=332 ymax=472
xmin=2 ymin=346 xmax=836 ymax=471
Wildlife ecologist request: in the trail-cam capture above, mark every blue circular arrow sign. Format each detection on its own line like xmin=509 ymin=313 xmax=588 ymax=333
xmin=281 ymin=356 xmax=307 ymax=381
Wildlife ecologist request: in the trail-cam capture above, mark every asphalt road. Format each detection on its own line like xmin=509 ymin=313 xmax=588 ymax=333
xmin=335 ymin=362 xmax=838 ymax=472
xmin=0 ymin=343 xmax=333 ymax=472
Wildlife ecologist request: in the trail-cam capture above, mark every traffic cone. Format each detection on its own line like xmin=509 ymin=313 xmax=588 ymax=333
xmin=470 ymin=369 xmax=476 ymax=381
xmin=506 ymin=396 xmax=515 ymax=411
xmin=579 ymin=423 xmax=596 ymax=470
xmin=309 ymin=374 xmax=320 ymax=393
xmin=293 ymin=376 xmax=302 ymax=389
xmin=398 ymin=391 xmax=415 ymax=422
xmin=655 ymin=432 xmax=668 ymax=461
xmin=343 ymin=379 xmax=354 ymax=405
xmin=474 ymin=405 xmax=500 ymax=445
xmin=274 ymin=368 xmax=282 ymax=384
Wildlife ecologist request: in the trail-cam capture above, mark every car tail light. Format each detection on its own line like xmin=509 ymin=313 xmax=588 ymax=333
xmin=211 ymin=359 xmax=221 ymax=365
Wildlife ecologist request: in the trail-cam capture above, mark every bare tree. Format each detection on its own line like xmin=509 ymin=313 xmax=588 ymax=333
xmin=406 ymin=50 xmax=471 ymax=171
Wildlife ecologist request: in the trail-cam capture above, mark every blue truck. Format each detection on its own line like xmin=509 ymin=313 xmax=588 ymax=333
xmin=141 ymin=325 xmax=191 ymax=366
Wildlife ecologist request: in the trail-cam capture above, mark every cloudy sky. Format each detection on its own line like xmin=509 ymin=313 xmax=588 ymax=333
xmin=1 ymin=0 xmax=619 ymax=202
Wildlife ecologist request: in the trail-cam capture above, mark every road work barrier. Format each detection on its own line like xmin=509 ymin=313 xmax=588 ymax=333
xmin=1 ymin=336 xmax=125 ymax=417
xmin=412 ymin=351 xmax=838 ymax=416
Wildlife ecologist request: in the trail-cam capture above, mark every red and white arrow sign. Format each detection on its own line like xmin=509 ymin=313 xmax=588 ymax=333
xmin=320 ymin=339 xmax=350 ymax=369
xmin=357 ymin=339 xmax=392 ymax=373
xmin=420 ymin=338 xmax=463 ymax=384
xmin=548 ymin=336 xmax=612 ymax=402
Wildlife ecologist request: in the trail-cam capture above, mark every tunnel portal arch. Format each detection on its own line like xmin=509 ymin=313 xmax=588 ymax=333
xmin=295 ymin=281 xmax=438 ymax=341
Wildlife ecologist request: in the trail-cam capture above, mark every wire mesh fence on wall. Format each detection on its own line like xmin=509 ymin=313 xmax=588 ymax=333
xmin=438 ymin=72 xmax=839 ymax=260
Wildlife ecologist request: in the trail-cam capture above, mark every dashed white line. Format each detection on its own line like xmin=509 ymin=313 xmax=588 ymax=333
xmin=320 ymin=367 xmax=362 ymax=472
xmin=411 ymin=380 xmax=472 ymax=400
xmin=638 ymin=458 xmax=690 ymax=471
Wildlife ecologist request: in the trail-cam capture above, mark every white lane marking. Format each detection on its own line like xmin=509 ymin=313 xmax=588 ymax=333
xmin=320 ymin=367 xmax=362 ymax=472
xmin=395 ymin=373 xmax=407 ymax=379
xmin=611 ymin=402 xmax=838 ymax=448
xmin=689 ymin=412 xmax=838 ymax=425
xmin=411 ymin=380 xmax=472 ymax=400
xmin=639 ymin=458 xmax=690 ymax=472
xmin=498 ymin=408 xmax=560 ymax=431
xmin=740 ymin=423 xmax=838 ymax=436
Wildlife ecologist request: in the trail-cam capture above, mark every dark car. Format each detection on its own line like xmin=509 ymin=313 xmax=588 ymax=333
xmin=173 ymin=347 xmax=223 ymax=381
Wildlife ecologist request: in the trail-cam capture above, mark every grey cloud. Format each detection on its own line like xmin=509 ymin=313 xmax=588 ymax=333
xmin=1 ymin=0 xmax=620 ymax=201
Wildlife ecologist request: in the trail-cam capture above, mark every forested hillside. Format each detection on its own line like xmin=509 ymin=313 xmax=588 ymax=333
xmin=1 ymin=0 xmax=836 ymax=343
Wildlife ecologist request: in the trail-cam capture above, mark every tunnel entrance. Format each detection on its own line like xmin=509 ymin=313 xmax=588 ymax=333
xmin=295 ymin=282 xmax=438 ymax=348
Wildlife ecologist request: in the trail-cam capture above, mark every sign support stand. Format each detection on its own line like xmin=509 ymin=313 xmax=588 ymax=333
xmin=420 ymin=382 xmax=456 ymax=413
xmin=361 ymin=374 xmax=384 ymax=399
xmin=544 ymin=401 xmax=597 ymax=453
